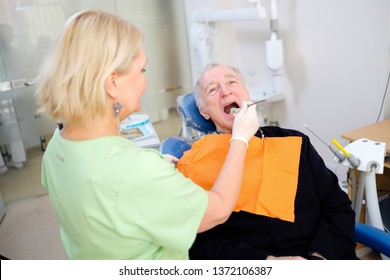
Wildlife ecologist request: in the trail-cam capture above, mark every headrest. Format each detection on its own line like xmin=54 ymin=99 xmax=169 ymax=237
xmin=159 ymin=136 xmax=191 ymax=159
xmin=177 ymin=93 xmax=216 ymax=134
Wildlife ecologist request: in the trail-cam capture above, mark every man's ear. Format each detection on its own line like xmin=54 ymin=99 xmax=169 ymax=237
xmin=105 ymin=72 xmax=119 ymax=99
xmin=199 ymin=107 xmax=210 ymax=120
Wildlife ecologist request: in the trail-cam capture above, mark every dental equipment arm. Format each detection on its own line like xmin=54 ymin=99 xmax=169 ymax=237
xmin=265 ymin=0 xmax=284 ymax=93
xmin=191 ymin=0 xmax=284 ymax=94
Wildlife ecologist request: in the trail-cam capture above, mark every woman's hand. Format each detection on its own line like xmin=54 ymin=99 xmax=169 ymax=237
xmin=231 ymin=101 xmax=259 ymax=147
xmin=163 ymin=154 xmax=179 ymax=164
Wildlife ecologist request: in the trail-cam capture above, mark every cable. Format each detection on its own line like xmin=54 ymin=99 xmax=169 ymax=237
xmin=303 ymin=124 xmax=346 ymax=162
xmin=376 ymin=71 xmax=390 ymax=123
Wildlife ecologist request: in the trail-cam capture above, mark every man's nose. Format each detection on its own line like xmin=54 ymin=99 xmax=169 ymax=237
xmin=220 ymin=84 xmax=231 ymax=96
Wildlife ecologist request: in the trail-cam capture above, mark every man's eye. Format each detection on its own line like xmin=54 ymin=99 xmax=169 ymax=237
xmin=142 ymin=68 xmax=146 ymax=73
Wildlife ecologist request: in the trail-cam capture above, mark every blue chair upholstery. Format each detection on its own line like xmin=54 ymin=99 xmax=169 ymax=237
xmin=161 ymin=92 xmax=390 ymax=259
xmin=355 ymin=222 xmax=390 ymax=258
xmin=177 ymin=93 xmax=216 ymax=134
xmin=159 ymin=136 xmax=191 ymax=159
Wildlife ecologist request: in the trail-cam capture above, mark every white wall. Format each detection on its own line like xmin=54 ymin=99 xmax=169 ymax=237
xmin=183 ymin=0 xmax=390 ymax=182
xmin=385 ymin=4 xmax=390 ymax=120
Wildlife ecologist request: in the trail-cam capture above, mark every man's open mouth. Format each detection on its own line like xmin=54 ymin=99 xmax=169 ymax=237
xmin=224 ymin=102 xmax=239 ymax=114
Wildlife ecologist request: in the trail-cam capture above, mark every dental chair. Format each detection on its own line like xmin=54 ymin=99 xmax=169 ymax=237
xmin=160 ymin=92 xmax=216 ymax=159
xmin=176 ymin=93 xmax=216 ymax=142
xmin=160 ymin=92 xmax=390 ymax=259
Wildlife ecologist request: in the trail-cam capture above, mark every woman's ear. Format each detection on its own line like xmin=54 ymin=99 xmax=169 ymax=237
xmin=105 ymin=72 xmax=119 ymax=99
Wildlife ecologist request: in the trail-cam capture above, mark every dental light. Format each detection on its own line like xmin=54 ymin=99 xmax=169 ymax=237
xmin=190 ymin=0 xmax=284 ymax=109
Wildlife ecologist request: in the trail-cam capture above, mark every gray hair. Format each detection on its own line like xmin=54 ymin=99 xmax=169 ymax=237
xmin=193 ymin=63 xmax=242 ymax=110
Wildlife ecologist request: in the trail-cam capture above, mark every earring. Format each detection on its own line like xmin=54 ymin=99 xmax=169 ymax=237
xmin=114 ymin=102 xmax=122 ymax=117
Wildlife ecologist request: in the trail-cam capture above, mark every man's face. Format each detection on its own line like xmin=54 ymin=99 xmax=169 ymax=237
xmin=198 ymin=65 xmax=251 ymax=134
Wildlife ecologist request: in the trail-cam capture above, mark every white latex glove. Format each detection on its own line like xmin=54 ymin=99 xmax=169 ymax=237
xmin=231 ymin=101 xmax=259 ymax=147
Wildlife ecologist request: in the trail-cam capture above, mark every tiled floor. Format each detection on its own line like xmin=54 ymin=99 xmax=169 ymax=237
xmin=0 ymin=146 xmax=47 ymax=204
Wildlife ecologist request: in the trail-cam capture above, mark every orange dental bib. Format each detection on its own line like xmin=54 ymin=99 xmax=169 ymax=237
xmin=177 ymin=134 xmax=302 ymax=222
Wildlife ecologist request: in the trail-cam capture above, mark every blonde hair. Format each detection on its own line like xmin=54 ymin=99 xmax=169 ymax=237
xmin=35 ymin=9 xmax=143 ymax=125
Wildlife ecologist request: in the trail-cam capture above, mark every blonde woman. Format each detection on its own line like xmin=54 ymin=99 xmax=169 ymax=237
xmin=35 ymin=9 xmax=258 ymax=260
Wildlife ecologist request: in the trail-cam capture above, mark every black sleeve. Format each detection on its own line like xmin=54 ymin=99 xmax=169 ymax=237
xmin=189 ymin=226 xmax=271 ymax=260
xmin=299 ymin=132 xmax=358 ymax=259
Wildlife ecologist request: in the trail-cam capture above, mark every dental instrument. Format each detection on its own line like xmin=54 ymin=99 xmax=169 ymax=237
xmin=230 ymin=99 xmax=267 ymax=114
xmin=331 ymin=138 xmax=360 ymax=168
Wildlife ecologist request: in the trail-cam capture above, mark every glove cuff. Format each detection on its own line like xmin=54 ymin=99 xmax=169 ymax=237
xmin=230 ymin=136 xmax=249 ymax=148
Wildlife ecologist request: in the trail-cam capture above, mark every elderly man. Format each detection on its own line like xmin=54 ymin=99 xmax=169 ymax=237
xmin=176 ymin=63 xmax=358 ymax=260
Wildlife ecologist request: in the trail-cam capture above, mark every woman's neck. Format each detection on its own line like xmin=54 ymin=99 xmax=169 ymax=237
xmin=61 ymin=115 xmax=120 ymax=141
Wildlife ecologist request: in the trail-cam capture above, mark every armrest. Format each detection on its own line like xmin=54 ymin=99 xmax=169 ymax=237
xmin=160 ymin=137 xmax=191 ymax=159
xmin=355 ymin=222 xmax=390 ymax=258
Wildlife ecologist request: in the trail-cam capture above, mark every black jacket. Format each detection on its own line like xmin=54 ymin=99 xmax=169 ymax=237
xmin=189 ymin=126 xmax=358 ymax=260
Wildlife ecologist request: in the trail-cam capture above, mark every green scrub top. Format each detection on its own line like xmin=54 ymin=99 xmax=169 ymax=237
xmin=41 ymin=129 xmax=208 ymax=260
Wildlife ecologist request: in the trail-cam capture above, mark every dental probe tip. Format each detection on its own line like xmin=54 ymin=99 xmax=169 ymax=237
xmin=230 ymin=99 xmax=267 ymax=114
xmin=249 ymin=99 xmax=267 ymax=106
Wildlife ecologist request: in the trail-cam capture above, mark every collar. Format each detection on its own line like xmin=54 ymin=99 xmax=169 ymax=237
xmin=215 ymin=127 xmax=264 ymax=139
